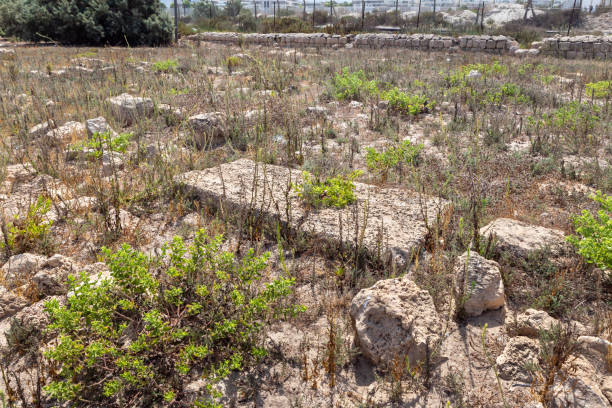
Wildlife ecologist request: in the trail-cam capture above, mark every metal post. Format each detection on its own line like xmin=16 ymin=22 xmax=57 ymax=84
xmin=568 ymin=0 xmax=577 ymax=35
xmin=433 ymin=0 xmax=436 ymax=24
xmin=361 ymin=0 xmax=365 ymax=30
xmin=330 ymin=0 xmax=333 ymax=25
xmin=395 ymin=0 xmax=399 ymax=27
xmin=313 ymin=0 xmax=315 ymax=27
xmin=416 ymin=0 xmax=421 ymax=28
xmin=174 ymin=0 xmax=179 ymax=42
xmin=273 ymin=1 xmax=276 ymax=30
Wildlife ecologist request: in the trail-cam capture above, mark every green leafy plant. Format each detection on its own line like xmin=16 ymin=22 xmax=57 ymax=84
xmin=447 ymin=61 xmax=507 ymax=86
xmin=365 ymin=140 xmax=423 ymax=182
xmin=225 ymin=56 xmax=243 ymax=73
xmin=585 ymin=80 xmax=611 ymax=99
xmin=1 ymin=195 xmax=53 ymax=254
xmin=568 ymin=191 xmax=611 ymax=271
xmin=292 ymin=170 xmax=362 ymax=208
xmin=380 ymin=88 xmax=431 ymax=116
xmin=152 ymin=58 xmax=179 ymax=72
xmin=332 ymin=68 xmax=378 ymax=101
xmin=43 ymin=229 xmax=303 ymax=407
xmin=69 ymin=131 xmax=131 ymax=159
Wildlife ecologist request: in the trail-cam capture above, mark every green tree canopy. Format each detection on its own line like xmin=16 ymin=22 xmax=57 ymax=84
xmin=0 ymin=0 xmax=172 ymax=46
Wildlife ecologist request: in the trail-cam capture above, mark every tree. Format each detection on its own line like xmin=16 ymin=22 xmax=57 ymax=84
xmin=225 ymin=0 xmax=242 ymax=17
xmin=193 ymin=0 xmax=216 ymax=19
xmin=0 ymin=0 xmax=172 ymax=46
xmin=183 ymin=0 xmax=192 ymax=16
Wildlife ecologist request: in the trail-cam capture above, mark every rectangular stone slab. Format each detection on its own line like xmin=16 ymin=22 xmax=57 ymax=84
xmin=176 ymin=159 xmax=450 ymax=267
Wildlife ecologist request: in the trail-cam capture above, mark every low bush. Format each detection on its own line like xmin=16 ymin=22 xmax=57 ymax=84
xmin=153 ymin=59 xmax=179 ymax=72
xmin=585 ymin=80 xmax=611 ymax=99
xmin=43 ymin=229 xmax=303 ymax=407
xmin=568 ymin=191 xmax=611 ymax=271
xmin=332 ymin=68 xmax=378 ymax=101
xmin=365 ymin=140 xmax=423 ymax=182
xmin=380 ymin=88 xmax=432 ymax=116
xmin=1 ymin=195 xmax=53 ymax=255
xmin=293 ymin=170 xmax=362 ymax=208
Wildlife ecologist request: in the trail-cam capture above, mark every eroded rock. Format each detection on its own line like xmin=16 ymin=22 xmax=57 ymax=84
xmin=454 ymin=251 xmax=505 ymax=316
xmin=496 ymin=336 xmax=539 ymax=383
xmin=1 ymin=253 xmax=47 ymax=290
xmin=188 ymin=112 xmax=226 ymax=148
xmin=350 ymin=277 xmax=441 ymax=367
xmin=107 ymin=93 xmax=154 ymax=124
xmin=176 ymin=159 xmax=449 ymax=267
xmin=479 ymin=218 xmax=567 ymax=261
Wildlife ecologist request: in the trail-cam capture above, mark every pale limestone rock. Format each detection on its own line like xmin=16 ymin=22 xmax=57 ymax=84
xmin=107 ymin=93 xmax=154 ymax=124
xmin=32 ymin=254 xmax=80 ymax=297
xmin=496 ymin=336 xmax=539 ymax=383
xmin=188 ymin=112 xmax=226 ymax=148
xmin=176 ymin=159 xmax=449 ymax=268
xmin=350 ymin=277 xmax=441 ymax=367
xmin=602 ymin=376 xmax=612 ymax=405
xmin=0 ymin=287 xmax=28 ymax=320
xmin=28 ymin=120 xmax=56 ymax=139
xmin=455 ymin=251 xmax=504 ymax=316
xmin=1 ymin=253 xmax=47 ymax=289
xmin=479 ymin=218 xmax=567 ymax=260
xmin=552 ymin=377 xmax=610 ymax=408
xmin=45 ymin=121 xmax=86 ymax=144
xmin=85 ymin=116 xmax=117 ymax=137
xmin=511 ymin=308 xmax=559 ymax=337
xmin=577 ymin=336 xmax=611 ymax=356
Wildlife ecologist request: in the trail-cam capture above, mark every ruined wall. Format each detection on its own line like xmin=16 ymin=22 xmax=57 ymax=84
xmin=535 ymin=35 xmax=612 ymax=60
xmin=185 ymin=32 xmax=611 ymax=60
xmin=186 ymin=32 xmax=520 ymax=55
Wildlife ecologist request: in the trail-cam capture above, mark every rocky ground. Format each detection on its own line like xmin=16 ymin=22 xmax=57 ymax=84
xmin=0 ymin=41 xmax=610 ymax=407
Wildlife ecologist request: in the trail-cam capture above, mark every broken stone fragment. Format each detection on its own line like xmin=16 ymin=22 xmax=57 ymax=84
xmin=454 ymin=251 xmax=505 ymax=317
xmin=479 ymin=218 xmax=567 ymax=261
xmin=107 ymin=93 xmax=154 ymax=125
xmin=350 ymin=277 xmax=441 ymax=367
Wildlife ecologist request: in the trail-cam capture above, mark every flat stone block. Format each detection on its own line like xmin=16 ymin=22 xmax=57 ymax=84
xmin=176 ymin=159 xmax=450 ymax=267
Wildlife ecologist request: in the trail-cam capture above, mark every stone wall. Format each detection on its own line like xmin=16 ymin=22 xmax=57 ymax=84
xmin=185 ymin=31 xmax=611 ymax=60
xmin=186 ymin=32 xmax=519 ymax=55
xmin=536 ymin=35 xmax=612 ymax=60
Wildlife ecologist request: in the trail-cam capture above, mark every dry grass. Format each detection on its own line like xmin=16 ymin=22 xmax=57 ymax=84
xmin=0 ymin=41 xmax=610 ymax=406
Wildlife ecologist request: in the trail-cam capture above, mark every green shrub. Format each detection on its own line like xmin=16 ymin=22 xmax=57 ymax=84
xmin=153 ymin=59 xmax=179 ymax=72
xmin=380 ymin=88 xmax=432 ymax=115
xmin=1 ymin=196 xmax=53 ymax=254
xmin=568 ymin=191 xmax=612 ymax=272
xmin=43 ymin=229 xmax=303 ymax=407
xmin=365 ymin=140 xmax=423 ymax=182
xmin=0 ymin=0 xmax=172 ymax=46
xmin=69 ymin=131 xmax=131 ymax=160
xmin=292 ymin=170 xmax=362 ymax=208
xmin=332 ymin=68 xmax=378 ymax=101
xmin=447 ymin=61 xmax=507 ymax=86
xmin=585 ymin=80 xmax=611 ymax=99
